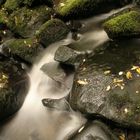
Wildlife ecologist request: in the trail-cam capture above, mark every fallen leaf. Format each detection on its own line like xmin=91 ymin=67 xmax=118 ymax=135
xmin=106 ymin=85 xmax=111 ymax=91
xmin=77 ymin=80 xmax=88 ymax=85
xmin=131 ymin=65 xmax=139 ymax=70
xmin=104 ymin=70 xmax=111 ymax=75
xmin=136 ymin=68 xmax=140 ymax=74
xmin=126 ymin=71 xmax=132 ymax=79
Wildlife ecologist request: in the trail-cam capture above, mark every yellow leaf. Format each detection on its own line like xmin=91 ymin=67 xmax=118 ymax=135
xmin=106 ymin=85 xmax=111 ymax=91
xmin=119 ymin=134 xmax=125 ymax=140
xmin=136 ymin=68 xmax=140 ymax=74
xmin=104 ymin=70 xmax=111 ymax=75
xmin=126 ymin=71 xmax=132 ymax=79
xmin=77 ymin=80 xmax=88 ymax=85
xmin=131 ymin=65 xmax=139 ymax=70
xmin=2 ymin=74 xmax=8 ymax=80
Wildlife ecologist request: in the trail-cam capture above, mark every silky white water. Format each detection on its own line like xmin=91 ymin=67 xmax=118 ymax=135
xmin=0 ymin=5 xmax=132 ymax=140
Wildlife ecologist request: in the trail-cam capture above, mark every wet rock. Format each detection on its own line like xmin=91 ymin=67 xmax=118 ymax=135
xmin=35 ymin=18 xmax=69 ymax=47
xmin=54 ymin=46 xmax=86 ymax=66
xmin=55 ymin=0 xmax=132 ymax=20
xmin=7 ymin=6 xmax=53 ymax=38
xmin=42 ymin=97 xmax=71 ymax=111
xmin=0 ymin=29 xmax=14 ymax=44
xmin=70 ymin=121 xmax=118 ymax=140
xmin=134 ymin=0 xmax=140 ymax=5
xmin=69 ymin=40 xmax=140 ymax=128
xmin=0 ymin=55 xmax=29 ymax=121
xmin=41 ymin=62 xmax=66 ymax=84
xmin=0 ymin=0 xmax=6 ymax=6
xmin=1 ymin=38 xmax=44 ymax=64
xmin=103 ymin=9 xmax=140 ymax=39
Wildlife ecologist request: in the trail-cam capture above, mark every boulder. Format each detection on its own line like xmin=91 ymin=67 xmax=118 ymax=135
xmin=7 ymin=6 xmax=53 ymax=38
xmin=103 ymin=9 xmax=140 ymax=39
xmin=35 ymin=19 xmax=69 ymax=47
xmin=69 ymin=40 xmax=140 ymax=128
xmin=0 ymin=55 xmax=29 ymax=121
xmin=70 ymin=121 xmax=118 ymax=140
xmin=55 ymin=0 xmax=132 ymax=20
xmin=1 ymin=38 xmax=44 ymax=64
xmin=54 ymin=45 xmax=87 ymax=66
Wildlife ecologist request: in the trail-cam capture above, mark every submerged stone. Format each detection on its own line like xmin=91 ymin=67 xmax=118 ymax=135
xmin=42 ymin=97 xmax=71 ymax=112
xmin=55 ymin=0 xmax=132 ymax=20
xmin=69 ymin=40 xmax=140 ymax=128
xmin=7 ymin=6 xmax=53 ymax=38
xmin=0 ymin=56 xmax=29 ymax=121
xmin=103 ymin=9 xmax=140 ymax=39
xmin=41 ymin=62 xmax=66 ymax=84
xmin=70 ymin=121 xmax=118 ymax=140
xmin=35 ymin=19 xmax=69 ymax=47
xmin=1 ymin=38 xmax=44 ymax=64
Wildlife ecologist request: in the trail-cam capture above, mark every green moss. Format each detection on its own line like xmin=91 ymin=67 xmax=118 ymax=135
xmin=3 ymin=38 xmax=43 ymax=63
xmin=4 ymin=0 xmax=22 ymax=11
xmin=103 ymin=11 xmax=140 ymax=39
xmin=7 ymin=6 xmax=53 ymax=38
xmin=35 ymin=18 xmax=69 ymax=47
xmin=56 ymin=0 xmax=89 ymax=16
xmin=0 ymin=8 xmax=8 ymax=24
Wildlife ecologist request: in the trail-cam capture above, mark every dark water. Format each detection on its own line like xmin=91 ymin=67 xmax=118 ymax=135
xmin=0 ymin=4 xmax=138 ymax=140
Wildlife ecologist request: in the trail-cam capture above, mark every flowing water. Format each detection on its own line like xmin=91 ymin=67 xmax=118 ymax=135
xmin=0 ymin=5 xmax=135 ymax=140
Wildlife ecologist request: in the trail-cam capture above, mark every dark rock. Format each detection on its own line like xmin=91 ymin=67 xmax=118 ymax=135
xmin=55 ymin=0 xmax=132 ymax=20
xmin=41 ymin=62 xmax=66 ymax=84
xmin=1 ymin=38 xmax=44 ymax=64
xmin=0 ymin=0 xmax=6 ymax=6
xmin=69 ymin=40 xmax=140 ymax=128
xmin=0 ymin=29 xmax=14 ymax=44
xmin=70 ymin=121 xmax=118 ymax=140
xmin=35 ymin=18 xmax=69 ymax=47
xmin=103 ymin=8 xmax=140 ymax=39
xmin=23 ymin=0 xmax=53 ymax=7
xmin=42 ymin=97 xmax=71 ymax=111
xmin=54 ymin=45 xmax=87 ymax=66
xmin=7 ymin=6 xmax=53 ymax=38
xmin=0 ymin=56 xmax=29 ymax=121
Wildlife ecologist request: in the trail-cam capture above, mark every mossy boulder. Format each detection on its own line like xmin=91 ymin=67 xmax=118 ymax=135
xmin=35 ymin=19 xmax=69 ymax=47
xmin=69 ymin=40 xmax=140 ymax=128
xmin=55 ymin=0 xmax=132 ymax=20
xmin=103 ymin=10 xmax=140 ymax=39
xmin=7 ymin=6 xmax=53 ymax=38
xmin=0 ymin=56 xmax=29 ymax=121
xmin=1 ymin=38 xmax=44 ymax=64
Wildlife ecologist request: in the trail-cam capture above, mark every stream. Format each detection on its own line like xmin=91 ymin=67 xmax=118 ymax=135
xmin=0 ymin=4 xmax=137 ymax=140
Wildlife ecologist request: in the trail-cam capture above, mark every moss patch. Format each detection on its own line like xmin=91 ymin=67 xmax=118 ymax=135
xmin=103 ymin=10 xmax=140 ymax=39
xmin=35 ymin=18 xmax=69 ymax=47
xmin=2 ymin=38 xmax=44 ymax=64
xmin=7 ymin=6 xmax=53 ymax=38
